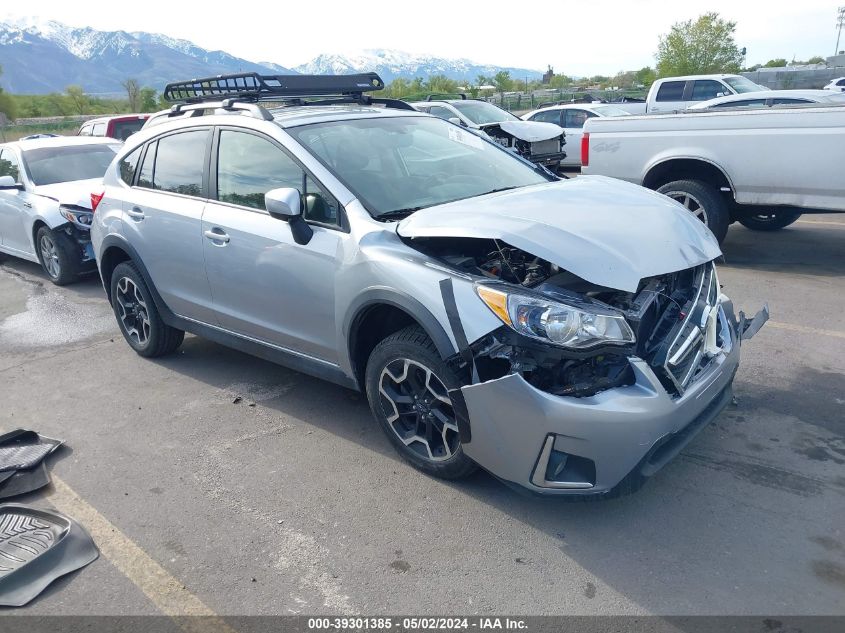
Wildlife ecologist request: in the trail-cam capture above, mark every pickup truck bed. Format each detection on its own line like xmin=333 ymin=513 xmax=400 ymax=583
xmin=581 ymin=105 xmax=845 ymax=242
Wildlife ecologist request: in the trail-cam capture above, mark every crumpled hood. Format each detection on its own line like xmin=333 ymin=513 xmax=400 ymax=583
xmin=481 ymin=120 xmax=563 ymax=142
xmin=397 ymin=176 xmax=722 ymax=293
xmin=33 ymin=178 xmax=102 ymax=209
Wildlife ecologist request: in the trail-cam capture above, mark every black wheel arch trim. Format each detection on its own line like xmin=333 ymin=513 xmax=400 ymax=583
xmin=643 ymin=156 xmax=736 ymax=195
xmin=343 ymin=288 xmax=457 ymax=367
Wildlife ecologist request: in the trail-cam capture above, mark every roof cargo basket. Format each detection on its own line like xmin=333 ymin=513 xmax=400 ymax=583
xmin=163 ymin=72 xmax=387 ymax=103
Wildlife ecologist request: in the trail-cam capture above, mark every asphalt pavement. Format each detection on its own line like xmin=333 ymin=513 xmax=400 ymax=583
xmin=0 ymin=214 xmax=843 ymax=617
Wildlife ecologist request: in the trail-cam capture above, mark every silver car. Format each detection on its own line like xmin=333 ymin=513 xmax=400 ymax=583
xmin=91 ymin=73 xmax=767 ymax=497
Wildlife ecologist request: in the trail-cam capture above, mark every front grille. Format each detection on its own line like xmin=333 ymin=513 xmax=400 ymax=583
xmin=631 ymin=263 xmax=721 ymax=395
xmin=530 ymin=139 xmax=560 ymax=155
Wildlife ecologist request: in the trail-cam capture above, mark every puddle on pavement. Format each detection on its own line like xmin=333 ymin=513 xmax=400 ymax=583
xmin=0 ymin=272 xmax=114 ymax=349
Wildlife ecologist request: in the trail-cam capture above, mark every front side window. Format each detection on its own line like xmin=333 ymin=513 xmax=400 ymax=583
xmin=0 ymin=149 xmax=21 ymax=181
xmin=427 ymin=106 xmax=454 ymax=120
xmin=451 ymin=101 xmax=519 ymax=124
xmin=656 ymin=81 xmax=685 ymax=102
xmin=147 ymin=130 xmax=207 ymax=196
xmin=691 ymin=80 xmax=726 ymax=101
xmin=288 ymin=116 xmax=550 ymax=219
xmin=564 ymin=109 xmax=595 ymax=128
xmin=216 ymin=130 xmax=339 ymax=225
xmin=770 ymin=98 xmax=810 ymax=105
xmin=530 ymin=110 xmax=563 ymax=125
xmin=22 ymin=144 xmax=119 ymax=186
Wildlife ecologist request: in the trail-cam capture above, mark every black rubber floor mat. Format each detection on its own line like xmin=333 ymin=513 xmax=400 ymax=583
xmin=0 ymin=430 xmax=62 ymax=473
xmin=0 ymin=504 xmax=98 ymax=607
xmin=0 ymin=463 xmax=51 ymax=500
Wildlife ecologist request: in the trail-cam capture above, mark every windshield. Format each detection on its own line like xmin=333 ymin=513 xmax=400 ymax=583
xmin=23 ymin=144 xmax=119 ymax=186
xmin=288 ymin=116 xmax=551 ymax=219
xmin=591 ymin=105 xmax=632 ymax=117
xmin=724 ymin=76 xmax=769 ymax=93
xmin=450 ymin=101 xmax=519 ymax=124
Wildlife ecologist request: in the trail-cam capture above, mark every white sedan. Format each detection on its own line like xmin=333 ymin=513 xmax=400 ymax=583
xmin=823 ymin=77 xmax=845 ymax=92
xmin=522 ymin=103 xmax=632 ymax=167
xmin=688 ymin=89 xmax=845 ymax=110
xmin=0 ymin=136 xmax=119 ymax=284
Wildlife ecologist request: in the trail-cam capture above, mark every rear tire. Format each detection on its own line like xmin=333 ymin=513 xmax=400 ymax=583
xmin=110 ymin=261 xmax=184 ymax=357
xmin=35 ymin=226 xmax=79 ymax=286
xmin=365 ymin=325 xmax=477 ymax=480
xmin=737 ymin=211 xmax=801 ymax=231
xmin=656 ymin=179 xmax=730 ymax=244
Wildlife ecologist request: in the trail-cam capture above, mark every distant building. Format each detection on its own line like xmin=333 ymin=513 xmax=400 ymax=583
xmin=542 ymin=65 xmax=554 ymax=85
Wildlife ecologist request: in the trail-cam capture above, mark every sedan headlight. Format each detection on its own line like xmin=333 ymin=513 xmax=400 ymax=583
xmin=476 ymin=285 xmax=635 ymax=349
xmin=59 ymin=207 xmax=93 ymax=229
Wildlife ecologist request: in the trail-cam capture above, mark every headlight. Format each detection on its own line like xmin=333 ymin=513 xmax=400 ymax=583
xmin=476 ymin=285 xmax=635 ymax=349
xmin=59 ymin=207 xmax=93 ymax=229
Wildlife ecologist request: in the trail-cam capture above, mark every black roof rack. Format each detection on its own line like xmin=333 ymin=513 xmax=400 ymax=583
xmin=163 ymin=72 xmax=387 ymax=104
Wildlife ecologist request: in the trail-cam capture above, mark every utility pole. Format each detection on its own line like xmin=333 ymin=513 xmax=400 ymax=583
xmin=837 ymin=6 xmax=845 ymax=55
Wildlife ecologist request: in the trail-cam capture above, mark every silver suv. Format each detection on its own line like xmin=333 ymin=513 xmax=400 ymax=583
xmin=91 ymin=73 xmax=767 ymax=497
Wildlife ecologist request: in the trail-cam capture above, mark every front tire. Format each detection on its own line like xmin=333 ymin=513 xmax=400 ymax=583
xmin=365 ymin=325 xmax=477 ymax=480
xmin=35 ymin=226 xmax=79 ymax=285
xmin=737 ymin=211 xmax=801 ymax=231
xmin=110 ymin=261 xmax=184 ymax=357
xmin=656 ymin=179 xmax=730 ymax=244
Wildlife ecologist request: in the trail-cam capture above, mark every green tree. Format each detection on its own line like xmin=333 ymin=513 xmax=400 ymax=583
xmin=634 ymin=66 xmax=657 ymax=87
xmin=65 ymin=85 xmax=89 ymax=114
xmin=385 ymin=77 xmax=410 ymax=98
xmin=492 ymin=71 xmax=513 ymax=93
xmin=806 ymin=56 xmax=825 ymax=64
xmin=656 ymin=12 xmax=744 ymax=77
xmin=0 ymin=65 xmax=17 ymax=122
xmin=122 ymin=78 xmax=141 ymax=111
xmin=763 ymin=58 xmax=788 ymax=68
xmin=425 ymin=74 xmax=458 ymax=94
xmin=139 ymin=87 xmax=158 ymax=112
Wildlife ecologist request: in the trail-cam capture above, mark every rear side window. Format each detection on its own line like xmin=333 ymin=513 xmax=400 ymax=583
xmin=837 ymin=79 xmax=845 ymax=86
xmin=140 ymin=130 xmax=207 ymax=197
xmin=691 ymin=80 xmax=726 ymax=101
xmin=79 ymin=124 xmax=93 ymax=136
xmin=119 ymin=147 xmax=142 ymax=185
xmin=111 ymin=119 xmax=145 ymax=141
xmin=655 ymin=81 xmax=685 ymax=102
xmin=530 ymin=110 xmax=563 ymax=125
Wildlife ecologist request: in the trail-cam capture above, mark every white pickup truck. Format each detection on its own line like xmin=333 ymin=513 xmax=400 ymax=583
xmin=581 ymin=104 xmax=845 ymax=242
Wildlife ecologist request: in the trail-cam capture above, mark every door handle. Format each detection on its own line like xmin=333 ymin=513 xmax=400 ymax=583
xmin=23 ymin=202 xmax=32 ymax=209
xmin=126 ymin=207 xmax=145 ymax=220
xmin=204 ymin=228 xmax=230 ymax=243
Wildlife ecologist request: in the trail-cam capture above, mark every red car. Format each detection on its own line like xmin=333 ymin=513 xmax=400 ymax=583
xmin=77 ymin=115 xmax=150 ymax=141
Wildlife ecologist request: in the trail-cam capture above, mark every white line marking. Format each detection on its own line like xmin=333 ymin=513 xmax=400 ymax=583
xmin=767 ymin=320 xmax=845 ymax=340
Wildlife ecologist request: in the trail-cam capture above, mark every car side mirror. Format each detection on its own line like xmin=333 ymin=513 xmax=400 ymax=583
xmin=264 ymin=187 xmax=313 ymax=245
xmin=0 ymin=175 xmax=23 ymax=190
xmin=448 ymin=117 xmax=467 ymax=127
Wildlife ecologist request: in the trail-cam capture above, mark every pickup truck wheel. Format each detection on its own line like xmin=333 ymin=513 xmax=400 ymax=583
xmin=365 ymin=325 xmax=477 ymax=480
xmin=656 ymin=180 xmax=730 ymax=244
xmin=737 ymin=211 xmax=802 ymax=231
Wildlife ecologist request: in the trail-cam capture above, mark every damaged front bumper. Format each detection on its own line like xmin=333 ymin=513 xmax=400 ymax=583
xmin=456 ymin=303 xmax=768 ymax=497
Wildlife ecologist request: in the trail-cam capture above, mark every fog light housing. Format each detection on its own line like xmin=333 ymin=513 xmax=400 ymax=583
xmin=530 ymin=435 xmax=596 ymax=489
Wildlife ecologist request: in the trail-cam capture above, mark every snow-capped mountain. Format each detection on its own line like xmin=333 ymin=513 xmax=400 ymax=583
xmin=295 ymin=49 xmax=542 ymax=83
xmin=0 ymin=18 xmax=542 ymax=95
xmin=0 ymin=17 xmax=295 ymax=94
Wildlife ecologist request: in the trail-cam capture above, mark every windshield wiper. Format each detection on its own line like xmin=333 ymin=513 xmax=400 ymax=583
xmin=376 ymin=207 xmax=423 ymax=221
xmin=478 ymin=186 xmax=520 ymax=196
